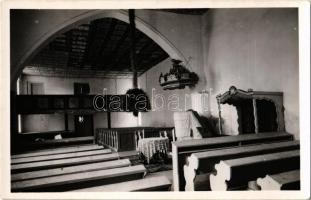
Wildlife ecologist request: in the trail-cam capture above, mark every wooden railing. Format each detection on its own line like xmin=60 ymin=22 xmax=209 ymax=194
xmin=95 ymin=127 xmax=175 ymax=152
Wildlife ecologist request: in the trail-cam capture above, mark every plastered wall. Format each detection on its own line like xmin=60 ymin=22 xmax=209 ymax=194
xmin=201 ymin=8 xmax=299 ymax=138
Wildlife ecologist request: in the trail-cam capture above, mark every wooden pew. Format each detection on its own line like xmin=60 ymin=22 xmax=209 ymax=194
xmin=12 ymin=159 xmax=131 ymax=182
xmin=183 ymin=140 xmax=300 ymax=191
xmin=11 ymin=153 xmax=119 ymax=173
xmin=70 ymin=176 xmax=171 ymax=192
xmin=209 ymin=150 xmax=300 ymax=190
xmin=21 ymin=136 xmax=94 ymax=150
xmin=12 ymin=165 xmax=146 ymax=192
xmin=172 ymin=132 xmax=294 ymax=191
xmin=11 ymin=144 xmax=103 ymax=159
xmin=257 ymin=170 xmax=300 ymax=190
xmin=11 ymin=149 xmax=111 ymax=164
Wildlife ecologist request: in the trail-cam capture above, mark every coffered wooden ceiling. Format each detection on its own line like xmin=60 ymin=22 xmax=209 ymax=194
xmin=25 ymin=17 xmax=170 ymax=78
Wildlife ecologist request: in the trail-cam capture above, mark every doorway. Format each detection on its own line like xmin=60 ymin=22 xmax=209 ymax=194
xmin=73 ymin=82 xmax=93 ymax=137
xmin=74 ymin=115 xmax=94 ymax=137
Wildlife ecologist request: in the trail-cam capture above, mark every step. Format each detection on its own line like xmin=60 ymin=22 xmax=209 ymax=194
xmin=11 ymin=149 xmax=111 ymax=164
xmin=11 ymin=144 xmax=103 ymax=159
xmin=71 ymin=176 xmax=171 ymax=192
xmin=12 ymin=165 xmax=146 ymax=192
xmin=11 ymin=152 xmax=119 ymax=173
xmin=12 ymin=159 xmax=131 ymax=182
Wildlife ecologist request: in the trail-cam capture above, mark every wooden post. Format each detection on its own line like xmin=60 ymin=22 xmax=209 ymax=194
xmin=129 ymin=9 xmax=137 ymax=88
xmin=172 ymin=128 xmax=176 ymax=142
xmin=253 ymin=99 xmax=258 ymax=133
xmin=217 ymin=99 xmax=222 ymax=135
xmin=64 ymin=113 xmax=69 ymax=131
xmin=107 ymin=112 xmax=111 ymax=129
xmin=172 ymin=144 xmax=180 ymax=191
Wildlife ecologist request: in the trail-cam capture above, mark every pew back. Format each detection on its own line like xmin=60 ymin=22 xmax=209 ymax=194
xmin=184 ymin=140 xmax=300 ymax=191
xmin=172 ymin=132 xmax=294 ymax=191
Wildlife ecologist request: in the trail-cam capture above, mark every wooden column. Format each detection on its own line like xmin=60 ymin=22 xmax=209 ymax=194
xmin=64 ymin=113 xmax=69 ymax=131
xmin=107 ymin=112 xmax=111 ymax=129
xmin=252 ymin=99 xmax=258 ymax=133
xmin=217 ymin=99 xmax=222 ymax=135
xmin=129 ymin=9 xmax=137 ymax=88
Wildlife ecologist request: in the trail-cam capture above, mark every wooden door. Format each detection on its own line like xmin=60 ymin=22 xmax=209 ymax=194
xmin=74 ymin=115 xmax=94 ymax=137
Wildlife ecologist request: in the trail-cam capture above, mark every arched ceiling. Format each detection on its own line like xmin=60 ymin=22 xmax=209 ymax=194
xmin=24 ymin=17 xmax=170 ymax=78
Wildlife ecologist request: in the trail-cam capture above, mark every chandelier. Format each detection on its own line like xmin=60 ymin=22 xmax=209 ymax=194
xmin=159 ymin=59 xmax=199 ymax=90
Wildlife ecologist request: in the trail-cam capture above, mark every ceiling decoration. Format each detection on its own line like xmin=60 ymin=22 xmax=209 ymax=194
xmin=25 ymin=17 xmax=169 ymax=78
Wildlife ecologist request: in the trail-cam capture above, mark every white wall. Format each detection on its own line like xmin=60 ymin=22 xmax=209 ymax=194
xmin=135 ymin=10 xmax=206 ymax=128
xmin=20 ymin=75 xmax=138 ymax=133
xmin=201 ymin=8 xmax=299 ymax=138
xmin=138 ymin=58 xmax=192 ymax=127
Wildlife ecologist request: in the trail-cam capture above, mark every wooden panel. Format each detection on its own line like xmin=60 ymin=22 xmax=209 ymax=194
xmin=16 ymin=94 xmax=148 ymax=114
xmin=184 ymin=140 xmax=300 ymax=191
xmin=257 ymin=170 xmax=300 ymax=190
xmin=11 ymin=153 xmax=119 ymax=173
xmin=71 ymin=176 xmax=171 ymax=192
xmin=11 ymin=144 xmax=103 ymax=159
xmin=172 ymin=132 xmax=293 ymax=191
xmin=12 ymin=159 xmax=131 ymax=182
xmin=12 ymin=165 xmax=146 ymax=192
xmin=209 ymin=150 xmax=300 ymax=190
xmin=11 ymin=149 xmax=111 ymax=164
xmin=96 ymin=127 xmax=175 ymax=152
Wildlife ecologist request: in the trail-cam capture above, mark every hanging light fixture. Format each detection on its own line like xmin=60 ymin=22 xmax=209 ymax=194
xmin=159 ymin=59 xmax=199 ymax=90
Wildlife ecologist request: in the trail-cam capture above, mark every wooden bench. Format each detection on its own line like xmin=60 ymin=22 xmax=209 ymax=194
xmin=11 ymin=149 xmax=111 ymax=164
xmin=257 ymin=170 xmax=300 ymax=190
xmin=12 ymin=165 xmax=146 ymax=192
xmin=11 ymin=153 xmax=119 ymax=173
xmin=20 ymin=136 xmax=94 ymax=150
xmin=172 ymin=132 xmax=293 ymax=191
xmin=183 ymin=140 xmax=300 ymax=191
xmin=11 ymin=144 xmax=103 ymax=159
xmin=12 ymin=159 xmax=131 ymax=182
xmin=70 ymin=176 xmax=171 ymax=192
xmin=209 ymin=150 xmax=300 ymax=190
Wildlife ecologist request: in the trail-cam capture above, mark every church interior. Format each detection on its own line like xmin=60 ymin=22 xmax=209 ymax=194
xmin=9 ymin=8 xmax=301 ymax=192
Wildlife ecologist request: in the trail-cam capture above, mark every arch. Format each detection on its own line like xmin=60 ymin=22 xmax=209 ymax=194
xmin=12 ymin=10 xmax=186 ymax=84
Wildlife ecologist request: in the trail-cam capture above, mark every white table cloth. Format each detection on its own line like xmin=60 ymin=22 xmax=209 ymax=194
xmin=137 ymin=137 xmax=169 ymax=164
